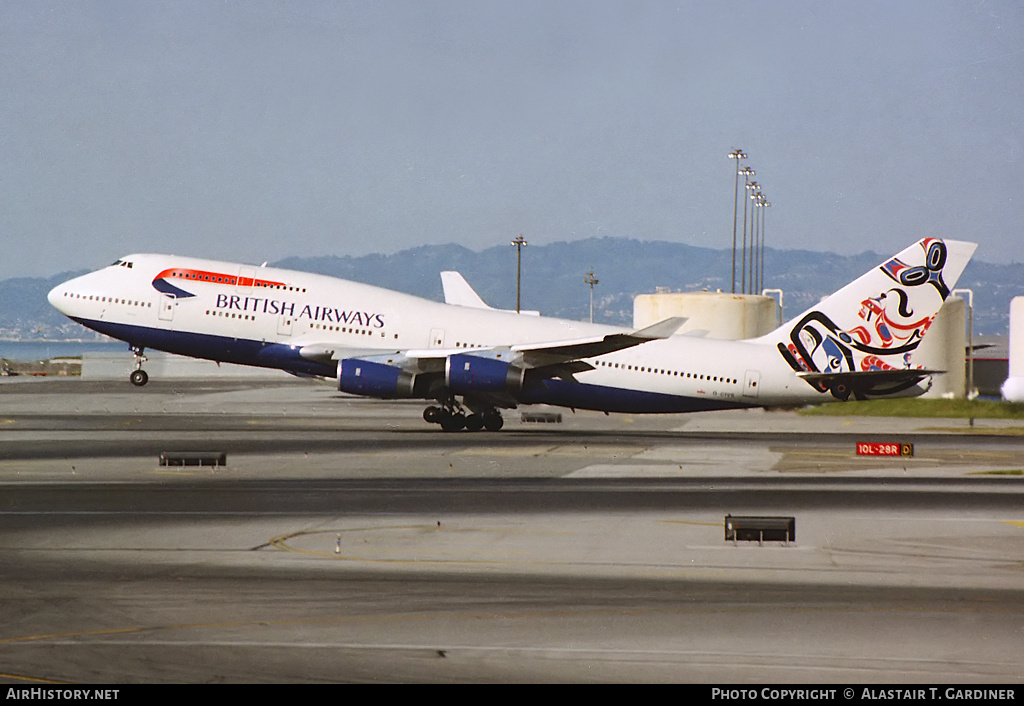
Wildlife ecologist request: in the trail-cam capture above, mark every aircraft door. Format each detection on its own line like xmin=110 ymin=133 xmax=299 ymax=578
xmin=428 ymin=328 xmax=445 ymax=349
xmin=158 ymin=294 xmax=175 ymax=322
xmin=277 ymin=312 xmax=293 ymax=336
xmin=743 ymin=370 xmax=760 ymax=398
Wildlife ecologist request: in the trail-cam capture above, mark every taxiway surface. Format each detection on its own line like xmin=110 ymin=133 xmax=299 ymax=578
xmin=1 ymin=378 xmax=1022 ymax=683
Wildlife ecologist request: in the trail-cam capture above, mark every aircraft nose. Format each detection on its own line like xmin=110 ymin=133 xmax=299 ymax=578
xmin=47 ymin=282 xmax=67 ymax=312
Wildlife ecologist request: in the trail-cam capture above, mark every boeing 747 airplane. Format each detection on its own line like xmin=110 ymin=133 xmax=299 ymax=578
xmin=48 ymin=238 xmax=975 ymax=431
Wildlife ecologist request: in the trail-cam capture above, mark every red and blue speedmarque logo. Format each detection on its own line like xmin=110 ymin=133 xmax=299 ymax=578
xmin=151 ymin=268 xmax=284 ymax=299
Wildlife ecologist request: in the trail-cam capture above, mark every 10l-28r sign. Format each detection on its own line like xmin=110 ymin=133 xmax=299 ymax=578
xmin=856 ymin=442 xmax=914 ymax=457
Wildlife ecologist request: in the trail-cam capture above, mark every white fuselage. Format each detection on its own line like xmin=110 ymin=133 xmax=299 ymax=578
xmin=47 ymin=254 xmax=840 ymax=413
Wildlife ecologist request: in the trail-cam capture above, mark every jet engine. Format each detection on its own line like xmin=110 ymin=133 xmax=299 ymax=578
xmin=445 ymin=353 xmax=524 ymax=395
xmin=338 ymin=359 xmax=416 ymax=398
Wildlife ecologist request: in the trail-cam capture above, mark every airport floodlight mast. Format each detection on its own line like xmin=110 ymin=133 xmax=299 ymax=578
xmin=758 ymin=196 xmax=770 ymax=293
xmin=743 ymin=178 xmax=759 ymax=294
xmin=511 ymin=234 xmax=528 ymax=313
xmin=584 ymin=269 xmax=599 ymax=323
xmin=750 ymin=192 xmax=764 ymax=293
xmin=727 ymin=149 xmax=747 ymax=293
xmin=737 ymin=165 xmax=755 ymax=293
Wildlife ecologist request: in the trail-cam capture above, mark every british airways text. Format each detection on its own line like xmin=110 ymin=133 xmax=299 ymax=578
xmin=215 ymin=294 xmax=385 ymax=327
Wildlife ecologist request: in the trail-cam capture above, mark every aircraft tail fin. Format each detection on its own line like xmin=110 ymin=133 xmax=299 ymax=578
xmin=757 ymin=238 xmax=976 ymax=390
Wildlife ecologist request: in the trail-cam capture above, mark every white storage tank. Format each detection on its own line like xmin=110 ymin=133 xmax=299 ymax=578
xmin=915 ymin=296 xmax=967 ymax=399
xmin=1000 ymin=296 xmax=1024 ymax=402
xmin=633 ymin=292 xmax=777 ymax=340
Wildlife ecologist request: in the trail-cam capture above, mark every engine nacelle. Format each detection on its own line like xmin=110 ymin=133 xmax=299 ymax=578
xmin=338 ymin=359 xmax=415 ymax=398
xmin=445 ymin=353 xmax=524 ymax=395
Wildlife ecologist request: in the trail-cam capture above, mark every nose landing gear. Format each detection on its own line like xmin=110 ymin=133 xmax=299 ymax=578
xmin=129 ymin=346 xmax=149 ymax=386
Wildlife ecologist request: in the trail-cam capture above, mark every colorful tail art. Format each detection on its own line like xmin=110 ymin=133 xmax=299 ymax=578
xmin=761 ymin=238 xmax=977 ymax=400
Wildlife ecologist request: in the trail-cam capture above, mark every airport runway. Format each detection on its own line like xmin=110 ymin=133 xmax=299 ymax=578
xmin=1 ymin=378 xmax=1023 ymax=683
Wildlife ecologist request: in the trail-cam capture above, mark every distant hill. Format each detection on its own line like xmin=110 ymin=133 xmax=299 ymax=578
xmin=276 ymin=238 xmax=1019 ymax=335
xmin=0 ymin=270 xmax=89 ymax=340
xmin=4 ymin=239 xmax=1019 ymax=339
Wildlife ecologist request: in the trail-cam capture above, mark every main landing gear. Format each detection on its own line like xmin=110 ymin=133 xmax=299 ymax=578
xmin=423 ymin=401 xmax=504 ymax=432
xmin=129 ymin=346 xmax=149 ymax=387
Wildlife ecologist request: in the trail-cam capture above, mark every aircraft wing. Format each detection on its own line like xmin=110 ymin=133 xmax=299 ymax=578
xmin=400 ymin=316 xmax=686 ymax=369
xmin=297 ymin=317 xmax=686 ymax=372
xmin=511 ymin=317 xmax=686 ymax=367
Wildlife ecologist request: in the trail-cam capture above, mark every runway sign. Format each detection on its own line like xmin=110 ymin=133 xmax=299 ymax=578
xmin=724 ymin=515 xmax=795 ymax=544
xmin=856 ymin=442 xmax=914 ymax=457
xmin=159 ymin=451 xmax=227 ymax=466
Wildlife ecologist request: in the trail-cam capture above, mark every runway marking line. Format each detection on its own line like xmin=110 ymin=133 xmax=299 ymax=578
xmin=454 ymin=446 xmax=560 ymax=457
xmin=3 ymin=600 xmax=1019 ymax=653
xmin=0 ymin=672 xmax=69 ymax=684
xmin=268 ymin=526 xmax=582 ymax=565
xmin=0 ymin=625 xmax=163 ymax=645
xmin=783 ymin=451 xmax=876 ymax=458
xmin=920 ymin=426 xmax=1024 ymax=435
xmin=660 ymin=519 xmax=720 ymax=528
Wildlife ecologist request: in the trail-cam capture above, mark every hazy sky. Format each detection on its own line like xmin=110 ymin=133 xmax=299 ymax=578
xmin=3 ymin=1 xmax=1022 ymax=280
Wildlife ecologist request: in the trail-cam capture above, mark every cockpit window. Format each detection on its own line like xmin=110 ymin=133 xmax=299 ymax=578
xmin=110 ymin=259 xmax=133 ymax=268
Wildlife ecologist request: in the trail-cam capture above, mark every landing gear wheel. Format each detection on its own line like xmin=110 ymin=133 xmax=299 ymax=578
xmin=425 ymin=398 xmax=502 ymax=432
xmin=439 ymin=413 xmax=466 ymax=432
xmin=482 ymin=410 xmax=504 ymax=431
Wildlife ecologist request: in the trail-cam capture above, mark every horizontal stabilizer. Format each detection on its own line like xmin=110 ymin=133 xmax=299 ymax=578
xmin=797 ymin=368 xmax=942 ymax=401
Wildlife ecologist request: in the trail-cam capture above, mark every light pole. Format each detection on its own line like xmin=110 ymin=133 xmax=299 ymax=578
xmin=758 ymin=197 xmax=770 ymax=293
xmin=743 ymin=177 xmax=758 ymax=294
xmin=751 ymin=193 xmax=764 ymax=293
xmin=511 ymin=234 xmax=528 ymax=313
xmin=748 ymin=189 xmax=761 ymax=294
xmin=727 ymin=149 xmax=747 ymax=293
xmin=748 ymin=191 xmax=757 ymax=294
xmin=584 ymin=269 xmax=599 ymax=323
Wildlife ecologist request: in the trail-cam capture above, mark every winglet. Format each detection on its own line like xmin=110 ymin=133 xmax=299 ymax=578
xmin=630 ymin=316 xmax=687 ymax=339
xmin=441 ymin=271 xmax=541 ymax=315
xmin=441 ymin=271 xmax=491 ymax=309
xmin=514 ymin=316 xmax=687 ymax=367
